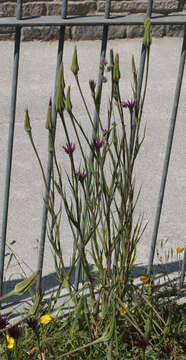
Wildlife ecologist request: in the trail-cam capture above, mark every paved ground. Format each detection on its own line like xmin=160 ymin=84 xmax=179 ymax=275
xmin=0 ymin=38 xmax=186 ymax=310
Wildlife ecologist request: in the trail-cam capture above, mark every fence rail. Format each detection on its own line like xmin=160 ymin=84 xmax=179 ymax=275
xmin=0 ymin=0 xmax=185 ymax=300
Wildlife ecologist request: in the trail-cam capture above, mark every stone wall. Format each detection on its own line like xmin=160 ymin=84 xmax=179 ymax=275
xmin=0 ymin=0 xmax=185 ymax=40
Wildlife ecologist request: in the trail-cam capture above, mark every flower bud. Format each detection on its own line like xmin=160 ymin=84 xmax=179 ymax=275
xmin=24 ymin=109 xmax=32 ymax=133
xmin=71 ymin=46 xmax=79 ymax=76
xmin=109 ymin=49 xmax=114 ymax=69
xmin=48 ymin=133 xmax=53 ymax=153
xmin=55 ymin=63 xmax=66 ymax=114
xmin=45 ymin=98 xmax=52 ymax=131
xmin=113 ymin=54 xmax=120 ymax=82
xmin=65 ymin=86 xmax=72 ymax=113
xmin=56 ymin=62 xmax=65 ymax=90
xmin=14 ymin=271 xmax=39 ymax=296
xmin=143 ymin=17 xmax=151 ymax=48
xmin=55 ymin=86 xmax=65 ymax=114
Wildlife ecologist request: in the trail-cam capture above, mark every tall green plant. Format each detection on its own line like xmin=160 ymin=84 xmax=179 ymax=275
xmin=25 ymin=17 xmax=151 ymax=349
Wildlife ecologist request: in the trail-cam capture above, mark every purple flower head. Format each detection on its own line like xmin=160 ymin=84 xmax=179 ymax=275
xmin=63 ymin=142 xmax=75 ymax=154
xmin=89 ymin=80 xmax=96 ymax=92
xmin=161 ymin=342 xmax=174 ymax=355
xmin=92 ymin=138 xmax=103 ymax=151
xmin=76 ymin=170 xmax=86 ymax=183
xmin=8 ymin=324 xmax=22 ymax=339
xmin=136 ymin=338 xmax=149 ymax=350
xmin=121 ymin=100 xmax=135 ymax=110
xmin=27 ymin=317 xmax=38 ymax=330
xmin=0 ymin=315 xmax=9 ymax=330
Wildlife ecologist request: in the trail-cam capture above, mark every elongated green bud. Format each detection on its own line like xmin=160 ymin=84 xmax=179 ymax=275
xmin=71 ymin=46 xmax=79 ymax=76
xmin=132 ymin=55 xmax=137 ymax=94
xmin=113 ymin=54 xmax=120 ymax=82
xmin=143 ymin=17 xmax=151 ymax=48
xmin=65 ymin=86 xmax=72 ymax=113
xmin=110 ymin=49 xmax=114 ymax=69
xmin=45 ymin=98 xmax=52 ymax=131
xmin=48 ymin=133 xmax=53 ymax=153
xmin=14 ymin=271 xmax=39 ymax=296
xmin=55 ymin=86 xmax=65 ymax=114
xmin=56 ymin=62 xmax=65 ymax=90
xmin=24 ymin=109 xmax=32 ymax=133
xmin=28 ymin=292 xmax=40 ymax=316
xmin=55 ymin=62 xmax=66 ymax=114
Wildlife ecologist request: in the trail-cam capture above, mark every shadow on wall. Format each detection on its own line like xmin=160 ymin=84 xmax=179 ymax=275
xmin=2 ymin=259 xmax=185 ymax=311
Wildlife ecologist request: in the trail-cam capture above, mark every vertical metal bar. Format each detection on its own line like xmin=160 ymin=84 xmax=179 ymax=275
xmin=130 ymin=0 xmax=153 ymax=157
xmin=36 ymin=0 xmax=67 ymax=292
xmin=148 ymin=25 xmax=186 ymax=277
xmin=16 ymin=0 xmax=22 ymax=20
xmin=180 ymin=248 xmax=186 ymax=287
xmin=0 ymin=1 xmax=22 ymax=298
xmin=74 ymin=0 xmax=111 ymax=290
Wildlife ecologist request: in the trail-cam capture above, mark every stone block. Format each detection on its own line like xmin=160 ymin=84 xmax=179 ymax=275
xmin=108 ymin=24 xmax=126 ymax=39
xmin=71 ymin=25 xmax=102 ymax=40
xmin=23 ymin=3 xmax=47 ymax=17
xmin=22 ymin=25 xmax=71 ymax=41
xmin=98 ymin=0 xmax=180 ymax=14
xmin=1 ymin=3 xmax=17 ymax=17
xmin=126 ymin=24 xmax=144 ymax=38
xmin=47 ymin=1 xmax=96 ymax=16
xmin=165 ymin=24 xmax=184 ymax=36
xmin=151 ymin=24 xmax=165 ymax=37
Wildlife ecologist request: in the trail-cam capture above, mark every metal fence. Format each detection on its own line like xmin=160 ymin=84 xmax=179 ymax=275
xmin=0 ymin=0 xmax=186 ymax=299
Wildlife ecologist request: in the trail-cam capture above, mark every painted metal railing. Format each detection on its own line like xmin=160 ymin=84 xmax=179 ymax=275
xmin=0 ymin=0 xmax=185 ymax=299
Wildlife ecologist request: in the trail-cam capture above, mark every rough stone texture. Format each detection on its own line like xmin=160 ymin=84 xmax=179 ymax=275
xmin=0 ymin=0 xmax=185 ymax=40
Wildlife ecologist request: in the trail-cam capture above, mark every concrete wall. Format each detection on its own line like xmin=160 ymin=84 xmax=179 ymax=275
xmin=0 ymin=0 xmax=185 ymax=40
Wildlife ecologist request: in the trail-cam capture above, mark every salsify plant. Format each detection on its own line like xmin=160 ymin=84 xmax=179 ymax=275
xmin=24 ymin=18 xmax=151 ymax=342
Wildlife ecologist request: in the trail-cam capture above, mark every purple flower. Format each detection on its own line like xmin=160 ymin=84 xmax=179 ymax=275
xmin=89 ymin=80 xmax=96 ymax=92
xmin=8 ymin=324 xmax=22 ymax=339
xmin=27 ymin=317 xmax=38 ymax=330
xmin=161 ymin=342 xmax=174 ymax=355
xmin=136 ymin=338 xmax=149 ymax=350
xmin=92 ymin=138 xmax=103 ymax=150
xmin=63 ymin=142 xmax=75 ymax=154
xmin=0 ymin=315 xmax=9 ymax=329
xmin=76 ymin=170 xmax=86 ymax=183
xmin=121 ymin=100 xmax=135 ymax=110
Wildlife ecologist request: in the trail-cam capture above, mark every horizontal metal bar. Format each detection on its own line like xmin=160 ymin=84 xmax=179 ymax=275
xmin=0 ymin=14 xmax=186 ymax=28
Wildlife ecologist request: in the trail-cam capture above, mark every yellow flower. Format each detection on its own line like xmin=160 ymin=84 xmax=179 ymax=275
xmin=40 ymin=314 xmax=52 ymax=325
xmin=144 ymin=283 xmax=150 ymax=288
xmin=119 ymin=304 xmax=128 ymax=317
xmin=140 ymin=275 xmax=150 ymax=283
xmin=131 ymin=252 xmax=135 ymax=261
xmin=4 ymin=335 xmax=14 ymax=349
xmin=70 ymin=329 xmax=75 ymax=335
xmin=176 ymin=247 xmax=184 ymax=253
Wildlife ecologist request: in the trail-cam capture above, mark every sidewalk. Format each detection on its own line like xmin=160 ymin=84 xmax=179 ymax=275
xmin=0 ymin=38 xmax=185 ymax=307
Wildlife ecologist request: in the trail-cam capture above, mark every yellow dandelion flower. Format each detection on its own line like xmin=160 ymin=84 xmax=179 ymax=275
xmin=140 ymin=275 xmax=150 ymax=283
xmin=4 ymin=335 xmax=14 ymax=349
xmin=70 ymin=329 xmax=75 ymax=335
xmin=144 ymin=283 xmax=150 ymax=288
xmin=40 ymin=314 xmax=52 ymax=325
xmin=176 ymin=247 xmax=184 ymax=253
xmin=119 ymin=304 xmax=128 ymax=317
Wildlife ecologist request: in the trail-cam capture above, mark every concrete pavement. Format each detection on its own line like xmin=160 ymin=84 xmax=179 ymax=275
xmin=0 ymin=38 xmax=185 ymax=310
